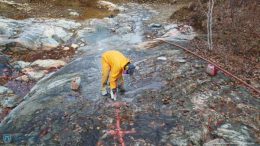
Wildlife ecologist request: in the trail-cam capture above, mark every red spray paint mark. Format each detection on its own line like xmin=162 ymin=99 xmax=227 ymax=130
xmin=106 ymin=102 xmax=136 ymax=146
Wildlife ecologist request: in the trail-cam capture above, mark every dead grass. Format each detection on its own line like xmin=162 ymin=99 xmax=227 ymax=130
xmin=170 ymin=0 xmax=260 ymax=89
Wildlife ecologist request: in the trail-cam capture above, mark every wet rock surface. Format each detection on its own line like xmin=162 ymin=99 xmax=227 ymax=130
xmin=0 ymin=18 xmax=81 ymax=50
xmin=0 ymin=86 xmax=13 ymax=94
xmin=0 ymin=1 xmax=259 ymax=146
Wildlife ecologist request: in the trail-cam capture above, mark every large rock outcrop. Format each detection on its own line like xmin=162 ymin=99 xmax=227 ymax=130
xmin=0 ymin=18 xmax=81 ymax=50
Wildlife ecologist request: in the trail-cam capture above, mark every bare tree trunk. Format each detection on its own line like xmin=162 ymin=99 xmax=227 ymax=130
xmin=207 ymin=0 xmax=214 ymax=50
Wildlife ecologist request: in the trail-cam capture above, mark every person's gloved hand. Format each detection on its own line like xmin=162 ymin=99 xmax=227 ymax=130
xmin=110 ymin=88 xmax=117 ymax=100
xmin=101 ymin=87 xmax=108 ymax=96
xmin=118 ymin=85 xmax=125 ymax=94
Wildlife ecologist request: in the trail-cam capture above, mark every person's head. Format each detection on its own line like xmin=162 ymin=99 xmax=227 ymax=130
xmin=124 ymin=63 xmax=135 ymax=75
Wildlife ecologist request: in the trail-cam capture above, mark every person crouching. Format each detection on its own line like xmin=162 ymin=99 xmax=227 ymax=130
xmin=101 ymin=50 xmax=135 ymax=100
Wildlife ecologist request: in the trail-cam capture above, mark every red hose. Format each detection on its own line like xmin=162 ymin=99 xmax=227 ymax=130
xmin=161 ymin=39 xmax=260 ymax=96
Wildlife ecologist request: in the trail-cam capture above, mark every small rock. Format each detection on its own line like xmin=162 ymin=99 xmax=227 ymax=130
xmin=157 ymin=56 xmax=167 ymax=61
xmin=0 ymin=63 xmax=11 ymax=76
xmin=71 ymin=76 xmax=81 ymax=91
xmin=42 ymin=133 xmax=52 ymax=141
xmin=0 ymin=55 xmax=11 ymax=64
xmin=28 ymin=136 xmax=38 ymax=145
xmin=194 ymin=63 xmax=204 ymax=68
xmin=69 ymin=12 xmax=79 ymax=17
xmin=179 ymin=25 xmax=192 ymax=34
xmin=63 ymin=47 xmax=70 ymax=51
xmin=0 ymin=108 xmax=2 ymax=117
xmin=15 ymin=75 xmax=30 ymax=82
xmin=203 ymin=139 xmax=226 ymax=146
xmin=13 ymin=61 xmax=31 ymax=69
xmin=80 ymin=43 xmax=85 ymax=47
xmin=250 ymin=80 xmax=260 ymax=88
xmin=185 ymin=82 xmax=197 ymax=94
xmin=149 ymin=23 xmax=162 ymax=28
xmin=21 ymin=67 xmax=34 ymax=74
xmin=142 ymin=17 xmax=149 ymax=21
xmin=1 ymin=95 xmax=20 ymax=108
xmin=0 ymin=86 xmax=13 ymax=94
xmin=71 ymin=44 xmax=79 ymax=49
xmin=176 ymin=58 xmax=186 ymax=63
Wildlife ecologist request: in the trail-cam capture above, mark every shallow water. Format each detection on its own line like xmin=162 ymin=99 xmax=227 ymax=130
xmin=0 ymin=0 xmax=117 ymax=20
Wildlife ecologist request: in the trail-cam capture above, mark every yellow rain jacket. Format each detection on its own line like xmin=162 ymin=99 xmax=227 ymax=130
xmin=101 ymin=50 xmax=130 ymax=89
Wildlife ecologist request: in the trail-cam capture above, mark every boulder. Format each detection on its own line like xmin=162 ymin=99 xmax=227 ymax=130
xmin=30 ymin=59 xmax=67 ymax=69
xmin=97 ymin=1 xmax=122 ymax=11
xmin=15 ymin=24 xmax=69 ymax=50
xmin=0 ymin=18 xmax=81 ymax=51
